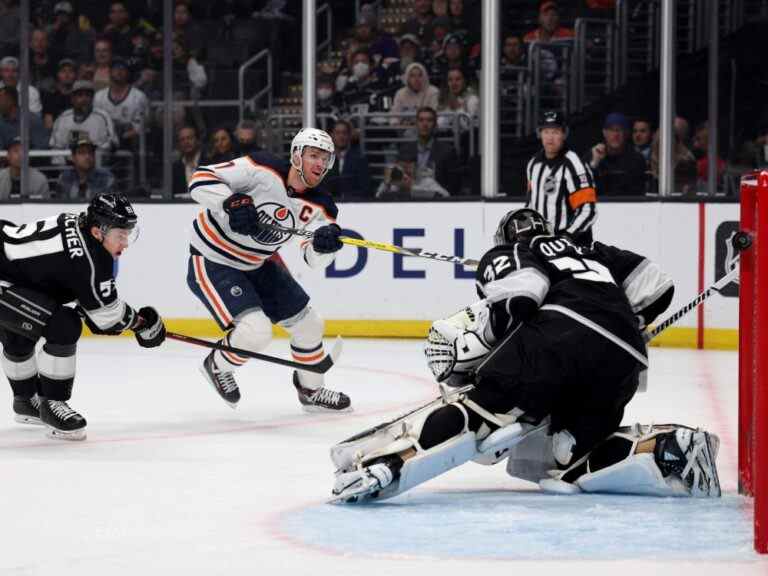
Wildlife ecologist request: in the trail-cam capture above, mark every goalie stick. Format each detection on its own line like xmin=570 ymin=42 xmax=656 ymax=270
xmin=644 ymin=230 xmax=752 ymax=342
xmin=257 ymin=221 xmax=480 ymax=269
xmin=166 ymin=332 xmax=343 ymax=374
xmin=344 ymin=232 xmax=753 ymax=445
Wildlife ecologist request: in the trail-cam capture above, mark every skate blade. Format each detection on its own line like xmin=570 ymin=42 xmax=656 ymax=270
xmin=14 ymin=414 xmax=44 ymax=426
xmin=301 ymin=404 xmax=353 ymax=414
xmin=45 ymin=426 xmax=87 ymax=441
xmin=199 ymin=364 xmax=239 ymax=410
xmin=327 ymin=485 xmax=372 ymax=504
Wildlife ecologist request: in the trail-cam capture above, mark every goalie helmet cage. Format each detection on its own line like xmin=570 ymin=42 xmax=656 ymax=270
xmin=739 ymin=170 xmax=768 ymax=554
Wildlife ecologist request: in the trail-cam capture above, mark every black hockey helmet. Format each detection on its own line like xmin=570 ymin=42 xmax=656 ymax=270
xmin=537 ymin=109 xmax=568 ymax=136
xmin=494 ymin=208 xmax=551 ymax=246
xmin=81 ymin=193 xmax=138 ymax=232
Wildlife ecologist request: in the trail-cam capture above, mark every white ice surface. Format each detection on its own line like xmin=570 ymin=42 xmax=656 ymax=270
xmin=0 ymin=338 xmax=765 ymax=576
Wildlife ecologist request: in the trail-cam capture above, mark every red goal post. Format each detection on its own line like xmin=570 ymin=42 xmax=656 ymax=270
xmin=739 ymin=170 xmax=768 ymax=554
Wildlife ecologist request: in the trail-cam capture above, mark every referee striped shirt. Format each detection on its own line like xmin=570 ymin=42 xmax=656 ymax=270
xmin=525 ymin=147 xmax=597 ymax=239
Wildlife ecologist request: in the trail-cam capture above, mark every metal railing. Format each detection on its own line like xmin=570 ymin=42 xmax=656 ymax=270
xmin=238 ymin=49 xmax=274 ymax=122
xmin=0 ymin=149 xmax=136 ymax=195
xmin=617 ymin=0 xmax=758 ymax=86
xmin=499 ymin=66 xmax=528 ymax=140
xmin=317 ymin=3 xmax=334 ymax=57
xmin=527 ymin=40 xmax=575 ymax=132
xmin=573 ymin=19 xmax=619 ymax=111
xmin=616 ymin=0 xmax=660 ymax=83
xmin=263 ymin=111 xmax=474 ymax=185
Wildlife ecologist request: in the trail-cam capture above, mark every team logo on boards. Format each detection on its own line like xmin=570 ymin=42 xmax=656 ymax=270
xmin=714 ymin=221 xmax=739 ymax=298
xmin=252 ymin=202 xmax=295 ymax=246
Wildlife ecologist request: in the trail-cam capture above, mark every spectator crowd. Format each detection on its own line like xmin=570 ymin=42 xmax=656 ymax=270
xmin=0 ymin=0 xmax=762 ymax=200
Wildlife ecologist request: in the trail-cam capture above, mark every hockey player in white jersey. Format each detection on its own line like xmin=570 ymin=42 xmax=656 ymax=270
xmin=329 ymin=209 xmax=721 ymax=503
xmin=186 ymin=127 xmax=351 ymax=412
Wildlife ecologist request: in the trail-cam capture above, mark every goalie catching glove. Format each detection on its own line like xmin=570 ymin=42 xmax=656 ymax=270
xmin=424 ymin=300 xmax=497 ymax=384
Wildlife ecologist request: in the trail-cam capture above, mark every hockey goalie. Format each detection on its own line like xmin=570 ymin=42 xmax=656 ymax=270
xmin=329 ymin=208 xmax=721 ymax=503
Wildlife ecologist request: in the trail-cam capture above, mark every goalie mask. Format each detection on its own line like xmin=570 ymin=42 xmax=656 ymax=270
xmin=494 ymin=208 xmax=550 ymax=246
xmin=290 ymin=127 xmax=336 ymax=188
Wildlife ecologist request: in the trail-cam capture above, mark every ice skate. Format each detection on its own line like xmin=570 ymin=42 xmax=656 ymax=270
xmin=12 ymin=394 xmax=43 ymax=426
xmin=39 ymin=398 xmax=87 ymax=441
xmin=293 ymin=371 xmax=351 ymax=413
xmin=200 ymin=351 xmax=240 ymax=408
xmin=330 ymin=462 xmax=394 ymax=504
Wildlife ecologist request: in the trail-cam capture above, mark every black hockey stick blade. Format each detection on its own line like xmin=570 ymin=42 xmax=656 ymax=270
xmin=166 ymin=332 xmax=343 ymax=374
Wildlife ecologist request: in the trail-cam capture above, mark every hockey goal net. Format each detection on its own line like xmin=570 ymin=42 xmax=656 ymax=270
xmin=739 ymin=170 xmax=768 ymax=554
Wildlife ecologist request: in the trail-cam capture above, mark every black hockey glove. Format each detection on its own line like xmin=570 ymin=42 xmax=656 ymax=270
xmin=134 ymin=306 xmax=166 ymax=348
xmin=223 ymin=193 xmax=260 ymax=235
xmin=312 ymin=224 xmax=343 ymax=254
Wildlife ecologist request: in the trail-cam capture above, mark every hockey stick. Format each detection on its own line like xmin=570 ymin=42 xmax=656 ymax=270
xmin=644 ymin=231 xmax=752 ymax=342
xmin=166 ymin=332 xmax=344 ymax=374
xmin=257 ymin=221 xmax=480 ymax=268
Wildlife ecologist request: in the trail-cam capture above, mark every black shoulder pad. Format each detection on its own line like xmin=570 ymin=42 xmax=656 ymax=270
xmin=246 ymin=151 xmax=291 ymax=180
xmin=297 ymin=188 xmax=339 ymax=220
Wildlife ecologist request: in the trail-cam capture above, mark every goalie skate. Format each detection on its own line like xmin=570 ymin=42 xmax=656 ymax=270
xmin=329 ymin=462 xmax=394 ymax=504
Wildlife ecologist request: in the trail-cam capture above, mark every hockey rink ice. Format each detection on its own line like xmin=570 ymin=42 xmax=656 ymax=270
xmin=1 ymin=337 xmax=767 ymax=576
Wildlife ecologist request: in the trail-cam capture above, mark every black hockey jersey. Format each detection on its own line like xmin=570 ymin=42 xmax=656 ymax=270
xmin=0 ymin=213 xmax=133 ymax=331
xmin=476 ymin=235 xmax=671 ymax=363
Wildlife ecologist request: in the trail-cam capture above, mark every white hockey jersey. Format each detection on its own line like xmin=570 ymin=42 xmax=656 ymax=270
xmin=93 ymin=86 xmax=149 ymax=133
xmin=188 ymin=151 xmax=339 ymax=271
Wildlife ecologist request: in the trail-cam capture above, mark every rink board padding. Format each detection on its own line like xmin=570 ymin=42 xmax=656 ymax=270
xmin=7 ymin=201 xmax=739 ymax=350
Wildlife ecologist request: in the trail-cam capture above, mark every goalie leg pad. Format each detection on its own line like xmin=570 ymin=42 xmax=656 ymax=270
xmin=331 ymin=392 xmax=471 ymax=472
xmin=331 ymin=391 xmax=461 ymax=471
xmin=379 ymin=431 xmax=477 ymax=501
xmin=541 ymin=424 xmax=721 ymax=498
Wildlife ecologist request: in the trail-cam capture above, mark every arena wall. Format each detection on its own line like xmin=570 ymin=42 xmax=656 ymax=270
xmin=8 ymin=202 xmax=739 ymax=349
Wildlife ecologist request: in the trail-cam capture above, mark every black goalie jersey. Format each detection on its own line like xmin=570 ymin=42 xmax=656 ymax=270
xmin=0 ymin=214 xmax=131 ymax=331
xmin=476 ymin=235 xmax=673 ymax=364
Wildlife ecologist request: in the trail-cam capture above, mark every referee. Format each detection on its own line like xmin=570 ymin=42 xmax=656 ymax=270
xmin=525 ymin=111 xmax=597 ymax=244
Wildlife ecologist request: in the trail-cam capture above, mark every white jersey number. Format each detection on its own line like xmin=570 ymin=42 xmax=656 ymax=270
xmin=551 ymin=256 xmax=615 ymax=284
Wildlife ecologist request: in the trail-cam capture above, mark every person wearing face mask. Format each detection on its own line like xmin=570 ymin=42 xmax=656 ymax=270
xmin=316 ymin=76 xmax=341 ymax=116
xmin=339 ymin=50 xmax=385 ymax=114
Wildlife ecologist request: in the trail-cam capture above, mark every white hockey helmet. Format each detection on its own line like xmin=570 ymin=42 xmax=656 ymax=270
xmin=290 ymin=127 xmax=336 ymax=187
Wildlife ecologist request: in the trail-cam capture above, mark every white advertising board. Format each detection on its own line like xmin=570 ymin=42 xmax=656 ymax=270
xmin=2 ymin=200 xmax=739 ymax=347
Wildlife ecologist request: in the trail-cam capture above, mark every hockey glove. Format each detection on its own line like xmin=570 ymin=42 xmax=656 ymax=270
xmin=223 ymin=193 xmax=260 ymax=235
xmin=134 ymin=306 xmax=166 ymax=348
xmin=312 ymin=224 xmax=343 ymax=253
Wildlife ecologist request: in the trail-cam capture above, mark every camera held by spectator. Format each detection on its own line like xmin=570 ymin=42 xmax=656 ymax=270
xmin=376 ymin=145 xmax=449 ymax=199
